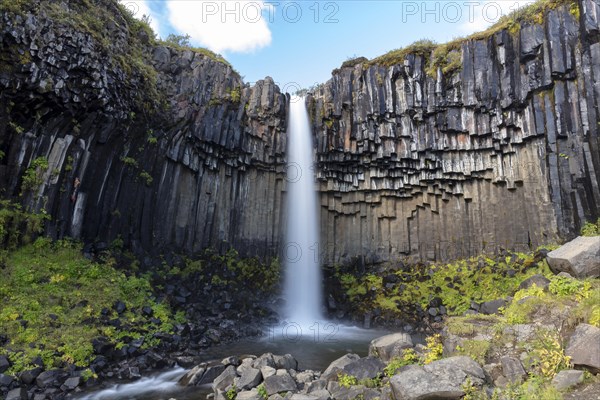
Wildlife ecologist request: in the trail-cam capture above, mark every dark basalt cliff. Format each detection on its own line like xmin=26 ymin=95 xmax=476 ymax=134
xmin=309 ymin=0 xmax=600 ymax=265
xmin=0 ymin=0 xmax=287 ymax=259
xmin=0 ymin=0 xmax=599 ymax=265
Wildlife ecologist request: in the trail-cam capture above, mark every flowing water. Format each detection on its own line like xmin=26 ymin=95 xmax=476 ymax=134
xmin=283 ymin=95 xmax=323 ymax=326
xmin=76 ymin=96 xmax=395 ymax=400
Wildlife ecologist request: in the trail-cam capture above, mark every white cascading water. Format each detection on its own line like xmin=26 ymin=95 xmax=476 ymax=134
xmin=284 ymin=95 xmax=323 ymax=327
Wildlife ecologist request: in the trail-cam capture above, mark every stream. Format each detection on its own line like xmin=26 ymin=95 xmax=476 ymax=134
xmin=76 ymin=323 xmax=393 ymax=400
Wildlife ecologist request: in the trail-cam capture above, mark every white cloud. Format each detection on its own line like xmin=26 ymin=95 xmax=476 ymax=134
xmin=118 ymin=0 xmax=161 ymax=36
xmin=166 ymin=1 xmax=272 ymax=54
xmin=458 ymin=1 xmax=535 ymax=35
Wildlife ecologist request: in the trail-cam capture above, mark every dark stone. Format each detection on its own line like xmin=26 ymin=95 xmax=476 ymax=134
xmin=176 ymin=356 xmax=198 ymax=368
xmin=141 ymin=306 xmax=153 ymax=316
xmin=36 ymin=369 xmax=68 ymax=388
xmin=342 ymin=357 xmax=385 ymax=380
xmin=122 ymin=367 xmax=141 ymax=380
xmin=480 ymin=299 xmax=508 ymax=315
xmin=273 ymin=354 xmax=298 ymax=370
xmin=61 ymin=376 xmax=81 ymax=390
xmin=566 ymin=324 xmax=600 ymax=373
xmin=0 ymin=355 xmax=9 ymax=373
xmin=19 ymin=367 xmax=43 ymax=384
xmin=5 ymin=387 xmax=28 ymax=400
xmin=518 ymin=274 xmax=551 ymax=291
xmin=113 ymin=301 xmax=126 ymax=314
xmin=236 ymin=367 xmax=262 ymax=390
xmin=500 ymin=356 xmax=527 ymax=384
xmin=0 ymin=373 xmax=15 ymax=387
xmin=263 ymin=373 xmax=297 ymax=395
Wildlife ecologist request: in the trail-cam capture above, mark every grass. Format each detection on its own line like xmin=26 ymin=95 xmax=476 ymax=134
xmin=0 ymin=238 xmax=182 ymax=375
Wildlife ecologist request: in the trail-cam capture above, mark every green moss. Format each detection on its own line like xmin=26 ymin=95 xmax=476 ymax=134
xmin=581 ymin=218 xmax=600 ymax=236
xmin=139 ymin=170 xmax=153 ymax=186
xmin=0 ymin=238 xmax=180 ymax=375
xmin=120 ymin=156 xmax=138 ymax=168
xmin=20 ymin=156 xmax=48 ymax=196
xmin=455 ymin=340 xmax=490 ymax=364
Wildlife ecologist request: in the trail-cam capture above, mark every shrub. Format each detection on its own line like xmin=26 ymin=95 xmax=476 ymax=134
xmin=581 ymin=218 xmax=600 ymax=236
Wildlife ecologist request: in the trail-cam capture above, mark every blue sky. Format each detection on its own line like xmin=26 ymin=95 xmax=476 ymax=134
xmin=122 ymin=1 xmax=534 ymax=88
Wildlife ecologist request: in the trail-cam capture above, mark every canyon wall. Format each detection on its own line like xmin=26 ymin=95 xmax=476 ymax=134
xmin=309 ymin=0 xmax=600 ymax=265
xmin=0 ymin=0 xmax=287 ymax=259
xmin=1 ymin=0 xmax=599 ymax=266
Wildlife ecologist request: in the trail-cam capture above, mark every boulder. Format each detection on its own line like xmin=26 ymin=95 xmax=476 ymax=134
xmin=235 ymin=367 xmax=262 ymax=390
xmin=322 ymin=354 xmax=360 ymax=380
xmin=236 ymin=389 xmax=263 ymax=399
xmin=62 ymin=376 xmax=81 ymax=390
xmin=368 ymin=333 xmax=413 ymax=362
xmin=36 ymin=369 xmax=68 ymax=388
xmin=499 ymin=356 xmax=526 ymax=384
xmin=479 ymin=299 xmax=508 ymax=315
xmin=566 ymin=324 xmax=600 ymax=372
xmin=261 ymin=366 xmax=276 ymax=379
xmin=390 ymin=356 xmax=485 ymax=400
xmin=252 ymin=353 xmax=276 ymax=369
xmin=551 ymin=369 xmax=584 ymax=391
xmin=274 ymin=354 xmax=298 ymax=370
xmin=0 ymin=356 xmax=9 ymax=373
xmin=213 ymin=365 xmax=237 ymax=391
xmin=341 ymin=357 xmax=385 ymax=380
xmin=0 ymin=373 xmax=15 ymax=387
xmin=518 ymin=274 xmax=551 ymax=291
xmin=5 ymin=388 xmax=28 ymax=400
xmin=263 ymin=372 xmax=297 ymax=395
xmin=19 ymin=367 xmax=42 ymax=384
xmin=304 ymin=389 xmax=331 ymax=400
xmin=546 ymin=236 xmax=600 ymax=278
xmin=180 ymin=362 xmax=226 ymax=386
xmin=328 ymin=383 xmax=381 ymax=400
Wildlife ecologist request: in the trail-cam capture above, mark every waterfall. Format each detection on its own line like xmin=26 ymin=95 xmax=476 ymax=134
xmin=283 ymin=95 xmax=323 ymax=327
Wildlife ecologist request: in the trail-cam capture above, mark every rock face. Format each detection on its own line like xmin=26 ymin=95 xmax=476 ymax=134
xmin=1 ymin=0 xmax=599 ymax=265
xmin=309 ymin=0 xmax=600 ymax=265
xmin=547 ymin=236 xmax=600 ymax=278
xmin=0 ymin=0 xmax=286 ymax=260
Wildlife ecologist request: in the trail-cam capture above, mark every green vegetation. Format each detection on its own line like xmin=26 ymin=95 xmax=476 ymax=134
xmin=338 ymin=373 xmax=358 ymax=387
xmin=225 ymin=386 xmax=238 ymax=400
xmin=0 ymin=238 xmax=182 ymax=375
xmin=8 ymin=121 xmax=24 ymax=135
xmin=0 ymin=0 xmax=34 ymax=15
xmin=384 ymin=348 xmax=419 ymax=376
xmin=0 ymin=200 xmax=48 ymax=250
xmin=192 ymin=248 xmax=280 ymax=293
xmin=20 ymin=156 xmax=48 ymax=195
xmin=581 ymin=218 xmax=600 ymax=236
xmin=120 ymin=156 xmax=138 ymax=168
xmin=228 ymin=87 xmax=241 ymax=103
xmin=335 ymin=249 xmax=554 ymax=317
xmin=159 ymin=34 xmax=230 ymax=66
xmin=257 ymin=383 xmax=268 ymax=399
xmin=139 ymin=170 xmax=153 ymax=186
xmin=455 ymin=339 xmax=490 ymax=364
xmin=369 ymin=39 xmax=437 ymax=68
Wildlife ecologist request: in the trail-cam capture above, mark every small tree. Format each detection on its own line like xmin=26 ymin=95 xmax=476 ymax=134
xmin=164 ymin=33 xmax=191 ymax=48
